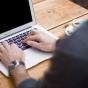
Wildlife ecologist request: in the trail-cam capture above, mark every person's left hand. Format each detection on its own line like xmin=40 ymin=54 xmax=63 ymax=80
xmin=0 ymin=41 xmax=25 ymax=68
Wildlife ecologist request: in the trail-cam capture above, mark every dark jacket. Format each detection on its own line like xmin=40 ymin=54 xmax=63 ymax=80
xmin=18 ymin=21 xmax=88 ymax=88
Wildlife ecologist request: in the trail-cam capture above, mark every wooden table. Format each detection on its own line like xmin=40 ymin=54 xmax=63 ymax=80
xmin=0 ymin=0 xmax=88 ymax=88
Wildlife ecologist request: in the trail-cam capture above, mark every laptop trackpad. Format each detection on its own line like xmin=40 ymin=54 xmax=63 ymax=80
xmin=24 ymin=47 xmax=53 ymax=69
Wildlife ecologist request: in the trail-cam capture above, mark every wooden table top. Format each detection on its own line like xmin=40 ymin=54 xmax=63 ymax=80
xmin=0 ymin=0 xmax=88 ymax=88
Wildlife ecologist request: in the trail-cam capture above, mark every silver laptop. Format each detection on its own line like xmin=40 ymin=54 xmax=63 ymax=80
xmin=0 ymin=0 xmax=58 ymax=77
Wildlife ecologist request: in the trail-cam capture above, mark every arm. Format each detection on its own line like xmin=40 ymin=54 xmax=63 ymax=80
xmin=10 ymin=65 xmax=29 ymax=86
xmin=18 ymin=21 xmax=88 ymax=88
xmin=1 ymin=22 xmax=88 ymax=88
xmin=0 ymin=30 xmax=58 ymax=88
xmin=0 ymin=42 xmax=30 ymax=87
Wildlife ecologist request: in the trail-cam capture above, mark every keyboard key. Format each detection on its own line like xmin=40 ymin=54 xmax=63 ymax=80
xmin=0 ymin=31 xmax=31 ymax=50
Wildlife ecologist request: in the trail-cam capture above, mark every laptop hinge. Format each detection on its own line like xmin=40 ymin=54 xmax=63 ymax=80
xmin=0 ymin=26 xmax=32 ymax=40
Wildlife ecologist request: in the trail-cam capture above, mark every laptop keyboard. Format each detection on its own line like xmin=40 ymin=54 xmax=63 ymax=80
xmin=0 ymin=30 xmax=31 ymax=50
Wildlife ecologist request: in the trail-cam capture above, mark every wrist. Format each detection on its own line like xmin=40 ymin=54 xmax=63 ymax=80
xmin=8 ymin=60 xmax=25 ymax=70
xmin=10 ymin=65 xmax=29 ymax=86
xmin=51 ymin=40 xmax=57 ymax=52
xmin=10 ymin=65 xmax=26 ymax=76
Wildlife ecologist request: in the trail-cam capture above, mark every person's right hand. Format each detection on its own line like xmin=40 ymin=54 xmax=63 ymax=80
xmin=23 ymin=29 xmax=58 ymax=52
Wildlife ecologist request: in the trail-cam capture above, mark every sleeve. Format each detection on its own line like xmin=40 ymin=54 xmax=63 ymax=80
xmin=18 ymin=21 xmax=88 ymax=88
xmin=18 ymin=39 xmax=64 ymax=88
xmin=18 ymin=79 xmax=37 ymax=88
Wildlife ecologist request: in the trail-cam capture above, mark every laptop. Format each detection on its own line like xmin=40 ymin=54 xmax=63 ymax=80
xmin=0 ymin=0 xmax=58 ymax=77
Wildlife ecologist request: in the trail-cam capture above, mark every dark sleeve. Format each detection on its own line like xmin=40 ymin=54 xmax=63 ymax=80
xmin=18 ymin=21 xmax=88 ymax=88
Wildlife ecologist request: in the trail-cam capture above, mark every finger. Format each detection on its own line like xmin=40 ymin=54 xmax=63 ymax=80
xmin=0 ymin=44 xmax=5 ymax=53
xmin=0 ymin=52 xmax=2 ymax=56
xmin=27 ymin=41 xmax=39 ymax=48
xmin=27 ymin=29 xmax=39 ymax=37
xmin=2 ymin=41 xmax=10 ymax=50
xmin=10 ymin=43 xmax=19 ymax=49
xmin=23 ymin=29 xmax=41 ymax=43
xmin=27 ymin=30 xmax=35 ymax=36
xmin=23 ymin=30 xmax=35 ymax=42
xmin=23 ymin=35 xmax=38 ymax=43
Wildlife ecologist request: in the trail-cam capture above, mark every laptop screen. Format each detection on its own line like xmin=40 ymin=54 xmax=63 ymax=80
xmin=0 ymin=0 xmax=32 ymax=34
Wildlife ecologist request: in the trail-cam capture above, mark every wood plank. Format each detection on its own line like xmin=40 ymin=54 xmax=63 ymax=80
xmin=27 ymin=60 xmax=51 ymax=80
xmin=0 ymin=74 xmax=1 ymax=88
xmin=34 ymin=0 xmax=88 ymax=30
xmin=32 ymin=0 xmax=44 ymax=4
xmin=0 ymin=72 xmax=16 ymax=88
xmin=50 ymin=14 xmax=88 ymax=38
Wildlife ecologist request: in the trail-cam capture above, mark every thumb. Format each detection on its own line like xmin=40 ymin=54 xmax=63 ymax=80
xmin=27 ymin=41 xmax=39 ymax=48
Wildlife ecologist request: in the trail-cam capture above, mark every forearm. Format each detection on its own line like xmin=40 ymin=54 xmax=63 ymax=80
xmin=10 ymin=65 xmax=29 ymax=87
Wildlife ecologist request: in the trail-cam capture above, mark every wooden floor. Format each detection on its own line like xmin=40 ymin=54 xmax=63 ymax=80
xmin=0 ymin=0 xmax=88 ymax=88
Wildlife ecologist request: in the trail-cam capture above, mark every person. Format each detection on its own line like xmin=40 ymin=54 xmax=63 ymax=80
xmin=0 ymin=20 xmax=88 ymax=88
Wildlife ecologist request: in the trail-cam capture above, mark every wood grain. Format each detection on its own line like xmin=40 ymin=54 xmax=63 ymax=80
xmin=0 ymin=76 xmax=1 ymax=88
xmin=32 ymin=0 xmax=44 ymax=4
xmin=50 ymin=14 xmax=88 ymax=38
xmin=27 ymin=60 xmax=51 ymax=80
xmin=34 ymin=0 xmax=88 ymax=30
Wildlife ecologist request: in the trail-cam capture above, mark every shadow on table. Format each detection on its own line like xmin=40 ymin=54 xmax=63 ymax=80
xmin=70 ymin=0 xmax=88 ymax=9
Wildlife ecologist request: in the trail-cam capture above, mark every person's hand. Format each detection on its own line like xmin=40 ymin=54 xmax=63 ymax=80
xmin=0 ymin=41 xmax=25 ymax=68
xmin=23 ymin=29 xmax=58 ymax=52
xmin=0 ymin=41 xmax=29 ymax=87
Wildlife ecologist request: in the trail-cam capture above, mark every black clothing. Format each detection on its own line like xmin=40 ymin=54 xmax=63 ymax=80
xmin=18 ymin=21 xmax=88 ymax=88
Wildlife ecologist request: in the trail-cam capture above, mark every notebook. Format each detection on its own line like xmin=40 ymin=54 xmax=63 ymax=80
xmin=0 ymin=0 xmax=58 ymax=77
